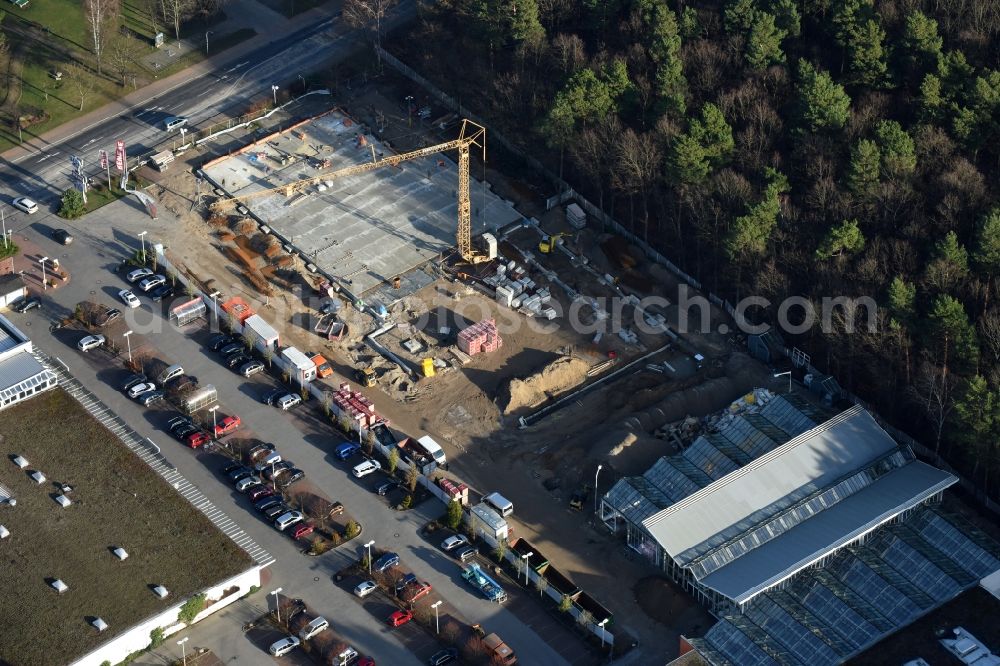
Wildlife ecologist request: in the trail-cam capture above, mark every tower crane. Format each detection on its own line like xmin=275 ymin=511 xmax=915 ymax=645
xmin=211 ymin=119 xmax=493 ymax=264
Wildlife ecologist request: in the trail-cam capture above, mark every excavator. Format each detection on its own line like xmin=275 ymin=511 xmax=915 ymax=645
xmin=354 ymin=367 xmax=377 ymax=388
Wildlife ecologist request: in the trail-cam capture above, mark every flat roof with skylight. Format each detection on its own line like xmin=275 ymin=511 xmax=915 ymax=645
xmin=0 ymin=388 xmax=255 ymax=666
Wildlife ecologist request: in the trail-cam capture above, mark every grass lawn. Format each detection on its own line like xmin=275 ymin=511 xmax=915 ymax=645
xmin=0 ymin=388 xmax=255 ymax=666
xmin=0 ymin=0 xmax=257 ymax=152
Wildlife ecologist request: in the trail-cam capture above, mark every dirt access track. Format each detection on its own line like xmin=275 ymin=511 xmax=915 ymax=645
xmin=139 ymin=85 xmax=772 ymax=659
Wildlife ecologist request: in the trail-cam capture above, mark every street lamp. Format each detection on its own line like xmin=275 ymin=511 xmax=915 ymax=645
xmin=205 ymin=30 xmax=213 ymax=55
xmin=138 ymin=231 xmax=148 ymax=263
xmin=271 ymin=85 xmax=279 ymax=105
xmin=208 ymin=405 xmax=219 ymax=439
xmin=1 ymin=205 xmax=8 ymax=248
xmin=269 ymin=458 xmax=279 ymax=491
xmin=177 ymin=637 xmax=189 ymax=665
xmin=594 ymin=464 xmax=603 ymax=515
xmin=298 ymin=74 xmax=305 ymax=92
xmin=123 ymin=330 xmax=134 ymax=363
xmin=364 ymin=539 xmax=375 ymax=575
xmin=39 ymin=256 xmax=48 ymax=290
xmin=773 ymin=371 xmax=792 ymax=393
xmin=210 ymin=290 xmax=221 ymax=327
xmin=521 ymin=551 xmax=533 ymax=585
xmin=597 ymin=618 xmax=609 ymax=649
xmin=179 ymin=127 xmax=187 ymax=146
xmin=270 ymin=587 xmax=284 ymax=623
xmin=431 ymin=600 xmax=442 ymax=634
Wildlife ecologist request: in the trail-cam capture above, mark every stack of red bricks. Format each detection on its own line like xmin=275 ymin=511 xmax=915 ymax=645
xmin=332 ymin=382 xmax=384 ymax=429
xmin=457 ymin=319 xmax=503 ymax=356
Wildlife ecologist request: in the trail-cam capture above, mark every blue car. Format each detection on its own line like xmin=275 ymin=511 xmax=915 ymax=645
xmin=374 ymin=552 xmax=399 ymax=573
xmin=335 ymin=442 xmax=361 ymax=461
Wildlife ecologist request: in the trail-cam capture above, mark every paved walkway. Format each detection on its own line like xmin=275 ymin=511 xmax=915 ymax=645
xmin=0 ymin=0 xmax=338 ymax=165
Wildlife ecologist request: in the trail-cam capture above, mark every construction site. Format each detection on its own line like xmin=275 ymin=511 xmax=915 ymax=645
xmin=141 ymin=93 xmax=802 ymax=652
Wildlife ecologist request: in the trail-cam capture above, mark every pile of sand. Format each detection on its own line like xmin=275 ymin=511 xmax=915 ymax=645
xmin=501 ymin=356 xmax=590 ymax=416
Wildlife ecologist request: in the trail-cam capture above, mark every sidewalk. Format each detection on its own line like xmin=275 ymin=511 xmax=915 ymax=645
xmin=0 ymin=0 xmax=337 ymax=165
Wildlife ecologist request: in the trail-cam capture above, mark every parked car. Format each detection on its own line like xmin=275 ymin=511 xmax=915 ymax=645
xmin=277 ymin=394 xmax=301 ymax=410
xmin=218 ymin=342 xmax=244 ymax=357
xmin=278 ymin=468 xmax=305 ymax=489
xmin=298 ymin=616 xmax=329 ymax=641
xmin=247 ymin=442 xmax=276 ymax=461
xmin=387 ymin=610 xmax=413 ymax=627
xmin=126 ymin=267 xmax=154 ymax=283
xmin=253 ymin=451 xmax=282 ymax=472
xmin=11 ymin=196 xmax=39 ymax=214
xmin=149 ymin=284 xmax=175 ymax=302
xmin=262 ymin=461 xmax=293 ymax=481
xmin=208 ymin=333 xmax=240 ymax=351
xmin=352 ymin=460 xmax=381 ymax=478
xmin=400 ymin=582 xmax=432 ymax=603
xmin=248 ymin=486 xmax=275 ymax=502
xmin=214 ymin=415 xmax=241 ymax=437
xmin=274 ymin=510 xmax=304 ymax=531
xmin=253 ymin=494 xmax=281 ymax=511
xmin=185 ymin=431 xmax=210 ymax=448
xmin=119 ymin=289 xmax=141 ymax=308
xmin=375 ymin=480 xmax=399 ymax=496
xmin=126 ymin=381 xmax=157 ymax=399
xmin=225 ymin=353 xmax=251 ymax=370
xmin=235 ymin=476 xmax=261 ymax=493
xmin=394 ymin=573 xmax=417 ymax=593
xmin=239 ymin=360 xmax=264 ymax=377
xmin=77 ymin=335 xmax=105 ymax=351
xmin=373 ymin=552 xmax=399 ymax=572
xmin=226 ymin=466 xmax=255 ymax=483
xmin=440 ymin=535 xmax=469 ymax=552
xmin=335 ymin=442 xmax=361 ymax=460
xmin=291 ymin=522 xmax=314 ymax=539
xmin=52 ymin=228 xmax=73 ymax=245
xmin=455 ymin=546 xmax=478 ymax=562
xmin=354 ymin=581 xmax=378 ymax=598
xmin=358 ymin=657 xmax=375 ymax=666
xmin=98 ymin=308 xmax=123 ymax=327
xmin=263 ymin=503 xmax=289 ymax=520
xmin=10 ymin=296 xmax=41 ymax=313
xmin=428 ymin=648 xmax=459 ymax=666
xmin=121 ymin=373 xmax=148 ymax=392
xmin=268 ymin=636 xmax=300 ymax=657
xmin=261 ymin=388 xmax=287 ymax=405
xmin=139 ymin=390 xmax=165 ymax=406
xmin=138 ymin=275 xmax=166 ymax=292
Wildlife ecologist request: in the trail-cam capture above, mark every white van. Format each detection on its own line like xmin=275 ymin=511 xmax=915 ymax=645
xmin=163 ymin=116 xmax=187 ymax=131
xmin=483 ymin=492 xmax=513 ymax=517
xmin=158 ymin=364 xmax=184 ymax=384
xmin=298 ymin=616 xmax=330 ymax=641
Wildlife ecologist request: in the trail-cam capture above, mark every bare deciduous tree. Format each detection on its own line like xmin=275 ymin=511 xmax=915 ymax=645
xmin=108 ymin=33 xmax=141 ymax=87
xmin=83 ymin=0 xmax=120 ymax=74
xmin=342 ymin=0 xmax=398 ymax=68
xmin=66 ymin=63 xmax=96 ymax=111
xmin=909 ymin=360 xmax=957 ymax=456
xmin=612 ymin=128 xmax=663 ymax=241
xmin=163 ymin=0 xmax=194 ymax=41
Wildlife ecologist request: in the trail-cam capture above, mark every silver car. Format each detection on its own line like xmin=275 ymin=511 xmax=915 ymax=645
xmin=77 ymin=335 xmax=105 ymax=351
xmin=12 ymin=196 xmax=38 ymax=214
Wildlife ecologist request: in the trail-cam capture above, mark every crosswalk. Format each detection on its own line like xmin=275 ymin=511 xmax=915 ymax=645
xmin=36 ymin=350 xmax=275 ymax=568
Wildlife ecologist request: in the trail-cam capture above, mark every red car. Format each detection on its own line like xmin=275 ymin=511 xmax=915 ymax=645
xmin=358 ymin=658 xmax=375 ymax=666
xmin=186 ymin=431 xmax=210 ymax=448
xmin=247 ymin=486 xmax=275 ymax=502
xmin=214 ymin=415 xmax=241 ymax=437
xmin=401 ymin=582 xmax=432 ymax=603
xmin=387 ymin=610 xmax=412 ymax=627
xmin=291 ymin=522 xmax=314 ymax=539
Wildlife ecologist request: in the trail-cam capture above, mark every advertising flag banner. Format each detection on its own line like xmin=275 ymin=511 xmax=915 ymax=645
xmin=115 ymin=140 xmax=126 ymax=172
xmin=99 ymin=150 xmax=108 ymax=170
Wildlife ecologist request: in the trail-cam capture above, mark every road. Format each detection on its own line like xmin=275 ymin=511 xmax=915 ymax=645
xmin=11 ymin=199 xmax=572 ymax=665
xmin=0 ymin=2 xmax=414 ymax=209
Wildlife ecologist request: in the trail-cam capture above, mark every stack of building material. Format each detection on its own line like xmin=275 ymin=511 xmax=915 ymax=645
xmin=331 ymin=383 xmax=385 ymax=429
xmin=457 ymin=319 xmax=503 ymax=356
xmin=566 ymin=203 xmax=587 ymax=229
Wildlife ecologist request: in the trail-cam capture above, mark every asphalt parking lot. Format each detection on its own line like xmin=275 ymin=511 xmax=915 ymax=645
xmin=7 ymin=200 xmax=571 ymax=666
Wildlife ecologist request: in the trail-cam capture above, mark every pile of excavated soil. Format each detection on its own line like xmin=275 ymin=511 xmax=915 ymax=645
xmin=500 ymin=356 xmax=590 ymax=416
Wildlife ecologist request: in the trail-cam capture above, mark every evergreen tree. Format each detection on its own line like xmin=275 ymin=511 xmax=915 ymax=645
xmin=745 ymin=11 xmax=785 ymax=70
xmin=542 ymin=65 xmax=632 ymax=143
xmin=952 ymin=375 xmax=998 ymax=483
xmin=846 ymin=18 xmax=888 ymax=87
xmin=509 ymin=0 xmax=545 ymax=44
xmin=830 ymin=0 xmax=866 ymax=46
xmin=667 ymin=133 xmax=711 ymax=185
xmin=691 ymin=102 xmax=734 ymax=165
xmin=928 ymin=294 xmax=979 ymax=370
xmin=919 ymin=73 xmax=944 ymax=120
xmin=902 ymin=10 xmax=942 ymax=75
xmin=975 ymin=209 xmax=1000 ymax=308
xmin=770 ymin=0 xmax=800 ymax=37
xmin=724 ymin=169 xmax=787 ymax=260
xmin=815 ymin=219 xmax=865 ymax=258
xmin=847 ymin=139 xmax=880 ymax=194
xmin=680 ymin=6 xmax=700 ymax=39
xmin=723 ymin=0 xmax=755 ymax=32
xmin=887 ymin=276 xmax=917 ymax=326
xmin=643 ymin=0 xmax=686 ymax=115
xmin=874 ymin=120 xmax=916 ymax=178
xmin=795 ymin=59 xmax=851 ymax=132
